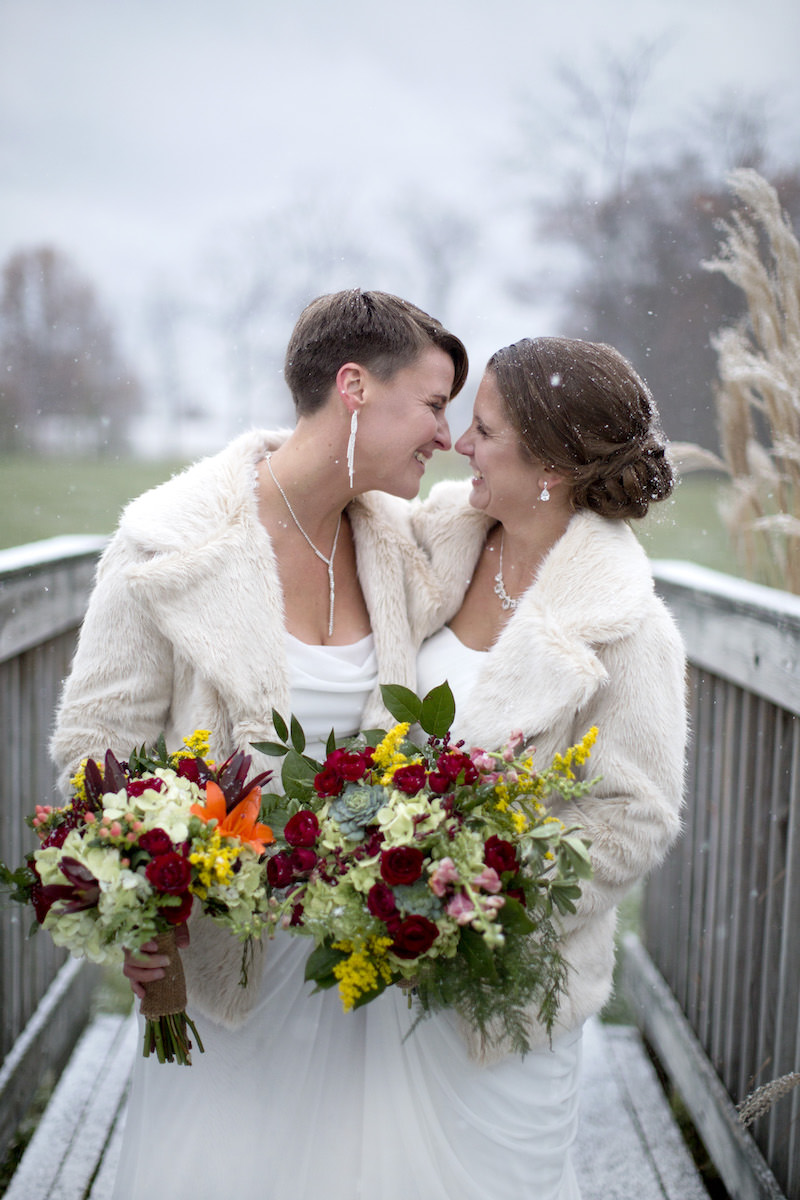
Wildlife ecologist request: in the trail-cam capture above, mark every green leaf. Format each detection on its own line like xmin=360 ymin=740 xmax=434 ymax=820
xmin=380 ymin=684 xmax=422 ymax=725
xmin=305 ymin=941 xmax=347 ymax=985
xmin=561 ymin=837 xmax=594 ymax=879
xmin=419 ymin=681 xmax=456 ymax=739
xmin=325 ymin=728 xmax=337 ymax=757
xmin=281 ymin=749 xmax=317 ymax=801
xmin=549 ymin=881 xmax=582 ymax=915
xmin=271 ymin=708 xmax=289 ymax=743
xmin=497 ymin=896 xmax=536 ymax=935
xmin=458 ymin=926 xmax=499 ymax=981
xmin=290 ymin=715 xmax=306 ymax=754
xmin=250 ymin=741 xmax=288 ymax=757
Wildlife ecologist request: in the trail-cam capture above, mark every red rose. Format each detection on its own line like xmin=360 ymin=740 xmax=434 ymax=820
xmin=483 ymin=835 xmax=519 ymax=875
xmin=367 ymin=882 xmax=398 ymax=921
xmin=138 ymin=827 xmax=174 ymax=857
xmin=176 ymin=757 xmax=202 ymax=784
xmin=436 ymin=752 xmax=478 ymax=785
xmin=427 ymin=772 xmax=451 ymax=795
xmin=145 ymin=852 xmax=192 ymax=894
xmin=127 ymin=777 xmax=164 ymax=798
xmin=159 ymin=893 xmax=194 ymax=925
xmin=390 ymin=914 xmax=439 ymax=959
xmin=507 ymin=886 xmax=526 ymax=906
xmin=327 ymin=749 xmax=368 ymax=782
xmin=392 ymin=764 xmax=427 ymax=796
xmin=314 ymin=766 xmax=344 ymax=798
xmin=289 ymin=901 xmax=305 ymax=926
xmin=380 ymin=846 xmax=424 ymax=886
xmin=284 ymin=810 xmax=320 ymax=847
xmin=266 ymin=852 xmax=294 ymax=888
xmin=289 ymin=847 xmax=318 ymax=875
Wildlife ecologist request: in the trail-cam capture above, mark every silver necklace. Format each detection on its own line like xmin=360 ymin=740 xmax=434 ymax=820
xmin=493 ymin=532 xmax=521 ymax=611
xmin=265 ymin=453 xmax=342 ymax=637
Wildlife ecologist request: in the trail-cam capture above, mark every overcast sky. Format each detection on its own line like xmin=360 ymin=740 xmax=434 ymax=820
xmin=1 ymin=0 xmax=799 ymax=430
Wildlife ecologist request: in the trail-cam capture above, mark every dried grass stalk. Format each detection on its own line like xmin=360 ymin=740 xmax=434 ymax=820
xmin=698 ymin=169 xmax=800 ymax=593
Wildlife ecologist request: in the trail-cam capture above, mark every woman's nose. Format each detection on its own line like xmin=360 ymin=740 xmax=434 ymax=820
xmin=436 ymin=412 xmax=452 ymax=452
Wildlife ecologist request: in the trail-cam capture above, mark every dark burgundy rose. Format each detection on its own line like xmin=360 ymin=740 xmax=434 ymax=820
xmin=138 ymin=828 xmax=174 ymax=857
xmin=483 ymin=835 xmax=519 ymax=875
xmin=289 ymin=847 xmax=318 ymax=875
xmin=327 ymin=749 xmax=368 ymax=782
xmin=507 ymin=886 xmax=527 ymax=907
xmin=159 ymin=893 xmax=194 ymax=925
xmin=176 ymin=757 xmax=202 ymax=784
xmin=266 ymin=852 xmax=294 ymax=888
xmin=289 ymin=901 xmax=305 ymax=926
xmin=283 ymin=810 xmax=320 ymax=848
xmin=392 ymin=764 xmax=427 ymax=796
xmin=390 ymin=915 xmax=439 ymax=959
xmin=127 ymin=777 xmax=165 ymax=798
xmin=427 ymin=772 xmax=451 ymax=796
xmin=380 ymin=846 xmax=424 ymax=887
xmin=314 ymin=766 xmax=344 ymax=798
xmin=367 ymin=882 xmax=398 ymax=921
xmin=436 ymin=752 xmax=478 ymax=785
xmin=145 ymin=852 xmax=192 ymax=894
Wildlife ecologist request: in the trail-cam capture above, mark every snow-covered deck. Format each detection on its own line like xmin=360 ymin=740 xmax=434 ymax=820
xmin=4 ymin=1010 xmax=708 ymax=1200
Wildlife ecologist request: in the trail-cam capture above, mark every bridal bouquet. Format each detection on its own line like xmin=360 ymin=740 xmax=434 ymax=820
xmin=0 ymin=732 xmax=274 ymax=1065
xmin=256 ymin=684 xmax=596 ymax=1055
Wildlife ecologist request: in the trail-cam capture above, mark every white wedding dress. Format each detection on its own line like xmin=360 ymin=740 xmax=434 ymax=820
xmin=113 ymin=631 xmax=581 ymax=1200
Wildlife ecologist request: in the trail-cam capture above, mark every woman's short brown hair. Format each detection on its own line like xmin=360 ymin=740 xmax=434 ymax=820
xmin=487 ymin=336 xmax=674 ymax=519
xmin=284 ymin=289 xmax=469 ymax=415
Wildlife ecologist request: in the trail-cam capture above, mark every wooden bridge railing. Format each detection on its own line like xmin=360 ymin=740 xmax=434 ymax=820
xmin=625 ymin=560 xmax=800 ymax=1200
xmin=0 ymin=542 xmax=797 ymax=1195
xmin=0 ymin=536 xmax=107 ymax=1165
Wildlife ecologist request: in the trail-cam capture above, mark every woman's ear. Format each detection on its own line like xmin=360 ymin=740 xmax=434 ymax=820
xmin=335 ymin=362 xmax=366 ymax=415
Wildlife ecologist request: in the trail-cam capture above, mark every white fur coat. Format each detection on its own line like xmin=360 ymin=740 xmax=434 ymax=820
xmin=412 ymin=481 xmax=688 ymax=1059
xmin=50 ymin=429 xmax=436 ymax=1025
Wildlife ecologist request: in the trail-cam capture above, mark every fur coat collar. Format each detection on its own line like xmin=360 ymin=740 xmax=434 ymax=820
xmin=412 ymin=479 xmax=658 ymax=750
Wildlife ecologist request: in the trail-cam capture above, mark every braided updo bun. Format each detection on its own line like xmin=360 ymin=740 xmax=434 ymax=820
xmin=487 ymin=337 xmax=674 ymax=519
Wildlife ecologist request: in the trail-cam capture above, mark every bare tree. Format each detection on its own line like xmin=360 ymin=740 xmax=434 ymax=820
xmin=0 ymin=245 xmax=142 ymax=453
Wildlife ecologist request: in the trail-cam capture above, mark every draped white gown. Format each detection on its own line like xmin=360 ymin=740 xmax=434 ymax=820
xmin=112 ymin=631 xmax=582 ymax=1200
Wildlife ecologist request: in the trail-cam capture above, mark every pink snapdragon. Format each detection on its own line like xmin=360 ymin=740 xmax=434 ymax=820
xmin=446 ymin=893 xmax=475 ymax=925
xmin=429 ymin=857 xmax=460 ymax=897
xmin=472 ymin=866 xmax=502 ymax=894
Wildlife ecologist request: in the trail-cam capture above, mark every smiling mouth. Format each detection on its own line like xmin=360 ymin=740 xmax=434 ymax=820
xmin=414 ymin=451 xmax=427 ymax=466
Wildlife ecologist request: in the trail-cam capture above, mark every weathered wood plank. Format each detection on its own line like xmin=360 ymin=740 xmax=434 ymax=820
xmin=653 ymin=560 xmax=800 ymax=716
xmin=0 ymin=537 xmax=105 ymax=664
xmin=623 ymin=934 xmax=786 ymax=1200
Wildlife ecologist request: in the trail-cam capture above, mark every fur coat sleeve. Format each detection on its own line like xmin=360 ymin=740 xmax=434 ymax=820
xmin=412 ymin=480 xmax=688 ymax=1059
xmin=49 ymin=429 xmax=432 ymax=1027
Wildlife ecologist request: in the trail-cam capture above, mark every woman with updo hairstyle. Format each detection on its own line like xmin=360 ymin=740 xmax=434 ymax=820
xmin=412 ymin=336 xmax=687 ymax=1200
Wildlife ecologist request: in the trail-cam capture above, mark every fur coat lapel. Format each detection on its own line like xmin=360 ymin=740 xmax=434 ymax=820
xmin=412 ymin=480 xmax=657 ymax=750
xmin=119 ymin=430 xmax=416 ymax=761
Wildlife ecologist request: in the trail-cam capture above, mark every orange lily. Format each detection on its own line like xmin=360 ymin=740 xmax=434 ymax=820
xmin=191 ymin=781 xmax=275 ymax=853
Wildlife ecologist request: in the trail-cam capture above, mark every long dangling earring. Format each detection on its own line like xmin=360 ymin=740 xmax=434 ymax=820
xmin=539 ymin=482 xmax=550 ymax=502
xmin=347 ymin=409 xmax=358 ymax=488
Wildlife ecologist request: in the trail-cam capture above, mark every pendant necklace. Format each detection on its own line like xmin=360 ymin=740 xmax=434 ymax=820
xmin=493 ymin=532 xmax=521 ymax=611
xmin=265 ymin=453 xmax=342 ymax=637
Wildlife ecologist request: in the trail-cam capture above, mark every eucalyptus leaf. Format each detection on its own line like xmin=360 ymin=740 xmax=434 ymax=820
xmin=458 ymin=926 xmax=499 ymax=981
xmin=250 ymin=741 xmax=289 ymax=757
xmin=305 ymin=941 xmax=347 ymax=984
xmin=380 ymin=684 xmax=422 ymax=725
xmin=271 ymin=708 xmax=289 ymax=743
xmin=281 ymin=748 xmax=316 ymax=802
xmin=420 ymin=681 xmax=456 ymax=739
xmin=290 ymin=714 xmax=306 ymax=753
xmin=497 ymin=896 xmax=536 ymax=935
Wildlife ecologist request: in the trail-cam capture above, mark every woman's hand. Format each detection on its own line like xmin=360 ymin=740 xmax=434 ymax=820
xmin=122 ymin=925 xmax=190 ymax=1000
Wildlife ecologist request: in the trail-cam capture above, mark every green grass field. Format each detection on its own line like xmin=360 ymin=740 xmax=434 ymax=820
xmin=0 ymin=452 xmax=735 ymax=576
